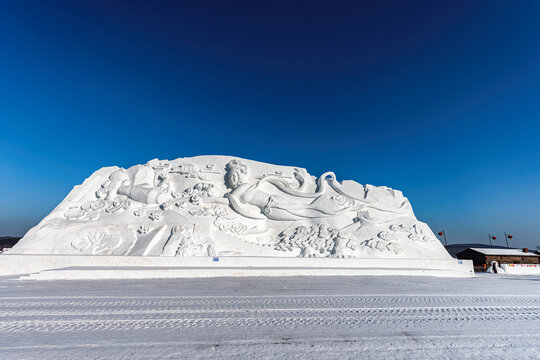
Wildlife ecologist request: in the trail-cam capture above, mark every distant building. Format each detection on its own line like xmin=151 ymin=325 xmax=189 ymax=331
xmin=0 ymin=236 xmax=21 ymax=253
xmin=456 ymin=248 xmax=540 ymax=271
xmin=445 ymin=243 xmax=507 ymax=258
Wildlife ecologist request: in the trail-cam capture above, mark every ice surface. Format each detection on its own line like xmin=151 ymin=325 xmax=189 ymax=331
xmin=1 ymin=274 xmax=539 ymax=359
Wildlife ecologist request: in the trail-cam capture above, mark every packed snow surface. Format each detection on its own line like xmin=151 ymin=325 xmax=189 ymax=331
xmin=1 ymin=274 xmax=540 ymax=359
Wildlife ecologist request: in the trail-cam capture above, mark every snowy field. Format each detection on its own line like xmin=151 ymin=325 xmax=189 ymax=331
xmin=1 ymin=274 xmax=540 ymax=359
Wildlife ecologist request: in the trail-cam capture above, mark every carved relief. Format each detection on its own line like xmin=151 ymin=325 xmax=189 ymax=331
xmin=105 ymin=198 xmax=131 ymax=213
xmin=117 ymin=185 xmax=169 ymax=204
xmin=96 ymin=169 xmax=130 ymax=200
xmin=213 ymin=217 xmax=249 ymax=235
xmin=16 ymin=156 xmax=447 ymax=260
xmin=361 ymin=238 xmax=402 ymax=255
xmin=330 ymin=231 xmax=352 ymax=258
xmin=275 ymin=224 xmax=339 ymax=257
xmin=389 ymin=223 xmax=436 ymax=243
xmin=378 ymin=231 xmax=395 ymax=241
xmin=189 ymin=206 xmax=227 ymax=217
xmin=64 ymin=207 xmax=87 ymax=221
xmin=133 ymin=208 xmax=144 ymax=217
xmin=64 ymin=199 xmax=108 ymax=220
xmin=149 ymin=212 xmax=162 ymax=222
xmin=71 ymin=228 xmax=125 ymax=255
xmin=167 ymin=225 xmax=209 ymax=257
xmin=87 ymin=200 xmax=106 ymax=211
xmin=156 ymin=173 xmax=171 ymax=192
xmin=137 ymin=225 xmax=150 ymax=234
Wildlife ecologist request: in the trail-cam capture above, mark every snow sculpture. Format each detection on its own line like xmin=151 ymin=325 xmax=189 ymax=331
xmin=486 ymin=261 xmax=506 ymax=274
xmin=11 ymin=156 xmax=451 ymax=259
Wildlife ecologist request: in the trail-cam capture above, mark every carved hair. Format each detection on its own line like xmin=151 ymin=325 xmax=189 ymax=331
xmin=225 ymin=160 xmax=248 ymax=189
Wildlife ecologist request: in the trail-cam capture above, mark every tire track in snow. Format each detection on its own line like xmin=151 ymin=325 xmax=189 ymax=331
xmin=1 ymin=295 xmax=539 ymax=310
xmin=1 ymin=305 xmax=540 ymax=333
xmin=1 ymin=304 xmax=540 ymax=318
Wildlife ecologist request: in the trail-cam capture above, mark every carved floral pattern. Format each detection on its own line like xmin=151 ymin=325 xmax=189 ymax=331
xmin=275 ymin=224 xmax=342 ymax=257
xmin=171 ymin=225 xmax=210 ymax=257
xmin=105 ymin=198 xmax=131 ymax=213
xmin=90 ymin=200 xmax=106 ymax=211
xmin=149 ymin=212 xmax=162 ymax=222
xmin=138 ymin=225 xmax=150 ymax=234
xmin=213 ymin=217 xmax=248 ymax=235
xmin=133 ymin=208 xmax=144 ymax=217
xmin=189 ymin=206 xmax=227 ymax=217
xmin=378 ymin=231 xmax=395 ymax=241
xmin=389 ymin=223 xmax=435 ymax=243
xmin=71 ymin=228 xmax=125 ymax=255
xmin=362 ymin=238 xmax=402 ymax=254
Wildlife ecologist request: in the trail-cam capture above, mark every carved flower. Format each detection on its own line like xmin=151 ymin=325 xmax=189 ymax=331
xmin=213 ymin=207 xmax=227 ymax=216
xmin=95 ymin=187 xmax=108 ymax=199
xmin=138 ymin=225 xmax=150 ymax=234
xmin=213 ymin=216 xmax=247 ymax=235
xmin=389 ymin=224 xmax=411 ymax=233
xmin=105 ymin=198 xmax=130 ymax=213
xmin=160 ymin=201 xmax=173 ymax=210
xmin=64 ymin=207 xmax=86 ymax=220
xmin=171 ymin=191 xmax=181 ymax=199
xmin=90 ymin=200 xmax=106 ymax=211
xmin=133 ymin=208 xmax=144 ymax=217
xmin=190 ymin=194 xmax=201 ymax=205
xmin=408 ymin=233 xmax=421 ymax=242
xmin=378 ymin=231 xmax=395 ymax=241
xmin=149 ymin=211 xmax=162 ymax=221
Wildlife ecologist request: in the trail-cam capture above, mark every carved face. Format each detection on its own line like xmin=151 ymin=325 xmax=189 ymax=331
xmin=225 ymin=160 xmax=247 ymax=189
xmin=226 ymin=169 xmax=242 ymax=189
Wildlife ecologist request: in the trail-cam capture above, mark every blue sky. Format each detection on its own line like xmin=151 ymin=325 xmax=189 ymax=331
xmin=1 ymin=1 xmax=539 ymax=248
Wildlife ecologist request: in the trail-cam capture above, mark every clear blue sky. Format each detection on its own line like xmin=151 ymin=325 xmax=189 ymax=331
xmin=1 ymin=1 xmax=539 ymax=249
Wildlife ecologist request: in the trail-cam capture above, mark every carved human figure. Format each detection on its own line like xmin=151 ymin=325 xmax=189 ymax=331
xmin=205 ymin=159 xmax=373 ymax=221
xmin=96 ymin=169 xmax=130 ymax=200
xmin=330 ymin=231 xmax=350 ymax=258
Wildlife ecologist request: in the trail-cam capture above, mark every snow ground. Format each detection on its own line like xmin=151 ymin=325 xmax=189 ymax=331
xmin=1 ymin=274 xmax=540 ymax=359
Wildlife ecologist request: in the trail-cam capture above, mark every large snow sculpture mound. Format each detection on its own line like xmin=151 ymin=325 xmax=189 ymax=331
xmin=12 ymin=156 xmax=451 ymax=260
